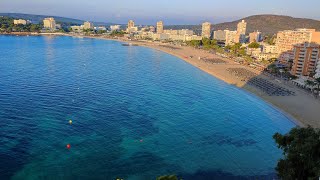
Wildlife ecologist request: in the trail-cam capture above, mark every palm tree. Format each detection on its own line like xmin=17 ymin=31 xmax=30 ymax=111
xmin=314 ymin=77 xmax=320 ymax=97
xmin=305 ymin=80 xmax=315 ymax=94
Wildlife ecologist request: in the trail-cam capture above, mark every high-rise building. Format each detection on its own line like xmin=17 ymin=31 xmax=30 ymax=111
xmin=249 ymin=31 xmax=262 ymax=43
xmin=83 ymin=21 xmax=94 ymax=30
xmin=13 ymin=19 xmax=27 ymax=25
xmin=202 ymin=22 xmax=211 ymax=38
xmin=149 ymin=26 xmax=155 ymax=32
xmin=127 ymin=20 xmax=135 ymax=29
xmin=276 ymin=29 xmax=320 ymax=64
xmin=213 ymin=30 xmax=226 ymax=41
xmin=234 ymin=33 xmax=246 ymax=43
xmin=126 ymin=20 xmax=138 ymax=33
xmin=276 ymin=29 xmax=320 ymax=54
xmin=156 ymin=21 xmax=164 ymax=34
xmin=43 ymin=17 xmax=56 ymax=30
xmin=225 ymin=30 xmax=238 ymax=45
xmin=291 ymin=43 xmax=320 ymax=76
xmin=237 ymin=20 xmax=247 ymax=35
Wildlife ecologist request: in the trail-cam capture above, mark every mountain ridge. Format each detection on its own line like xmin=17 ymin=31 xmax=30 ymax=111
xmin=165 ymin=14 xmax=320 ymax=35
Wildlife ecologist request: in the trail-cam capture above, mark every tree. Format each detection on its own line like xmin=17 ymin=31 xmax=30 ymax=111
xmin=305 ymin=80 xmax=315 ymax=93
xmin=30 ymin=24 xmax=40 ymax=32
xmin=248 ymin=41 xmax=260 ymax=48
xmin=273 ymin=126 xmax=320 ymax=179
xmin=314 ymin=77 xmax=320 ymax=97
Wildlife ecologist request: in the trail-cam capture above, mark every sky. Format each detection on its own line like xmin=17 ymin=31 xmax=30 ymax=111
xmin=1 ymin=0 xmax=320 ymax=25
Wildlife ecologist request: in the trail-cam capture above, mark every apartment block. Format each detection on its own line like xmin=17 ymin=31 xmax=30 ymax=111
xmin=225 ymin=30 xmax=237 ymax=45
xmin=291 ymin=43 xmax=320 ymax=76
xmin=43 ymin=17 xmax=56 ymax=30
xmin=83 ymin=21 xmax=94 ymax=30
xmin=276 ymin=29 xmax=320 ymax=54
xmin=126 ymin=20 xmax=138 ymax=33
xmin=263 ymin=45 xmax=278 ymax=54
xmin=213 ymin=30 xmax=226 ymax=41
xmin=202 ymin=22 xmax=211 ymax=38
xmin=237 ymin=20 xmax=247 ymax=35
xmin=249 ymin=31 xmax=262 ymax=43
xmin=156 ymin=21 xmax=164 ymax=34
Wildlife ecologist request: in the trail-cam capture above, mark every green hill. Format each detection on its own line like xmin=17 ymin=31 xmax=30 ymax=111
xmin=165 ymin=15 xmax=320 ymax=35
xmin=0 ymin=13 xmax=114 ymax=26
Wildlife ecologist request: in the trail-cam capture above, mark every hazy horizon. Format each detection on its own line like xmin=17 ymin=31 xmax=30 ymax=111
xmin=1 ymin=0 xmax=320 ymax=25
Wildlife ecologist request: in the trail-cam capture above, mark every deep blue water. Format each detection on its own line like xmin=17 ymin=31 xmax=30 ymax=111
xmin=0 ymin=35 xmax=296 ymax=180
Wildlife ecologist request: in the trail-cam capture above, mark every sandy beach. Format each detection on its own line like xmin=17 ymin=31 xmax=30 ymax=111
xmin=4 ymin=32 xmax=320 ymax=128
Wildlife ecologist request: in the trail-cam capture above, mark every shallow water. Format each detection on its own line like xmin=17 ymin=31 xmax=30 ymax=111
xmin=0 ymin=35 xmax=295 ymax=179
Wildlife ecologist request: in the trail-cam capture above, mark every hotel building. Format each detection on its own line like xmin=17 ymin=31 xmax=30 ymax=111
xmin=237 ymin=20 xmax=247 ymax=35
xmin=43 ymin=17 xmax=56 ymax=30
xmin=13 ymin=19 xmax=27 ymax=25
xmin=249 ymin=31 xmax=262 ymax=43
xmin=202 ymin=22 xmax=211 ymax=39
xmin=213 ymin=30 xmax=226 ymax=41
xmin=225 ymin=30 xmax=238 ymax=45
xmin=276 ymin=29 xmax=320 ymax=64
xmin=126 ymin=20 xmax=138 ymax=33
xmin=291 ymin=43 xmax=320 ymax=76
xmin=276 ymin=29 xmax=320 ymax=54
xmin=156 ymin=21 xmax=164 ymax=34
xmin=83 ymin=21 xmax=94 ymax=30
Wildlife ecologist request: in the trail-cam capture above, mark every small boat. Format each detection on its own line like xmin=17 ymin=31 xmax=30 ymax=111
xmin=122 ymin=43 xmax=139 ymax=46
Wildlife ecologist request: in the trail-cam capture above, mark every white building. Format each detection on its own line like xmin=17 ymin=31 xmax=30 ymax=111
xmin=13 ymin=19 xmax=27 ymax=25
xmin=110 ymin=25 xmax=121 ymax=31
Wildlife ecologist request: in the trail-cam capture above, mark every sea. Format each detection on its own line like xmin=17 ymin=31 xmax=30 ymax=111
xmin=0 ymin=35 xmax=296 ymax=180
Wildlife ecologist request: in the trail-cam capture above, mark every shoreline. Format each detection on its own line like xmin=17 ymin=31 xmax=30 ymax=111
xmin=3 ymin=33 xmax=320 ymax=128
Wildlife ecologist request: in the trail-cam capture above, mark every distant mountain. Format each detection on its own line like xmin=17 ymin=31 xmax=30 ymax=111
xmin=0 ymin=13 xmax=114 ymax=27
xmin=165 ymin=15 xmax=320 ymax=35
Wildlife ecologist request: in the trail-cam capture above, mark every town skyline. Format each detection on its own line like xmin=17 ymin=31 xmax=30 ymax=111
xmin=1 ymin=0 xmax=320 ymax=24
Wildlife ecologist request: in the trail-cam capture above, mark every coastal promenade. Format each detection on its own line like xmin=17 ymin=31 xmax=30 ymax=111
xmin=3 ymin=32 xmax=320 ymax=128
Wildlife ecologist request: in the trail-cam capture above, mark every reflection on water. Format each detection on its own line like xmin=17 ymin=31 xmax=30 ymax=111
xmin=0 ymin=35 xmax=295 ymax=179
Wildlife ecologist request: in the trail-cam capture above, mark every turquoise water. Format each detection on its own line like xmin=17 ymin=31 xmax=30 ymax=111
xmin=0 ymin=35 xmax=295 ymax=180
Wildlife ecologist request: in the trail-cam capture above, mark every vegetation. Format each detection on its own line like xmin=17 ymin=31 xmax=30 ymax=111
xmin=248 ymin=41 xmax=260 ymax=48
xmin=0 ymin=13 xmax=84 ymax=25
xmin=264 ymin=35 xmax=276 ymax=45
xmin=185 ymin=40 xmax=202 ymax=48
xmin=0 ymin=17 xmax=42 ymax=33
xmin=273 ymin=126 xmax=320 ymax=179
xmin=109 ymin=30 xmax=126 ymax=37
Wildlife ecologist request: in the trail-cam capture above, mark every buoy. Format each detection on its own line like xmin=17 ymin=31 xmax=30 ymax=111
xmin=69 ymin=120 xmax=72 ymax=125
xmin=66 ymin=144 xmax=71 ymax=149
xmin=140 ymin=139 xmax=143 ymax=142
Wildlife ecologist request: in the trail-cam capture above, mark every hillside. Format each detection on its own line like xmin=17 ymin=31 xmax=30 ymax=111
xmin=0 ymin=13 xmax=113 ymax=26
xmin=165 ymin=15 xmax=320 ymax=35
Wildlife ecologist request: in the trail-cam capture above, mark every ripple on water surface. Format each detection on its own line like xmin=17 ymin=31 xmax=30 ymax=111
xmin=0 ymin=35 xmax=296 ymax=179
